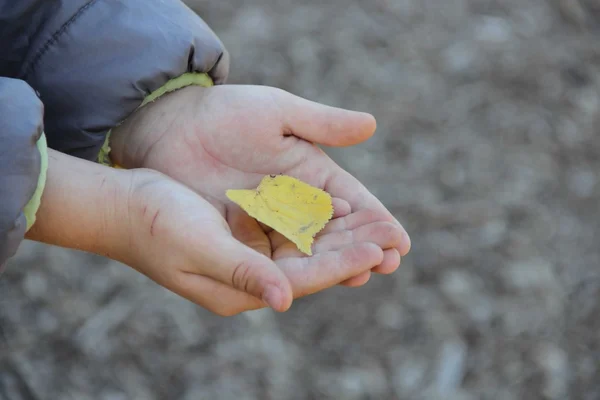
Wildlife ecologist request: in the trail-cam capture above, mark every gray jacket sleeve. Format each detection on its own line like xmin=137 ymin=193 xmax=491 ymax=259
xmin=1 ymin=0 xmax=229 ymax=160
xmin=0 ymin=78 xmax=44 ymax=270
xmin=0 ymin=0 xmax=229 ymax=267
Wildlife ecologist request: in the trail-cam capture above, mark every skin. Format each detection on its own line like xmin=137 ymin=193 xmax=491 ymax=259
xmin=25 ymin=148 xmax=130 ymax=260
xmin=108 ymin=84 xmax=411 ymax=315
xmin=27 ymin=149 xmax=402 ymax=316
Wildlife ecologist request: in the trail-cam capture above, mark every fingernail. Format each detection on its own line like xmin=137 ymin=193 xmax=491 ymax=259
xmin=262 ymin=284 xmax=283 ymax=311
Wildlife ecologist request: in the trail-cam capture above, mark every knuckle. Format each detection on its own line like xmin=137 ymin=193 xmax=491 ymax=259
xmin=231 ymin=260 xmax=254 ymax=293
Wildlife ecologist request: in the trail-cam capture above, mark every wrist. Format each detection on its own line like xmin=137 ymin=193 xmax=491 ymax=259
xmin=26 ymin=149 xmax=133 ymax=261
xmin=102 ymin=73 xmax=214 ymax=169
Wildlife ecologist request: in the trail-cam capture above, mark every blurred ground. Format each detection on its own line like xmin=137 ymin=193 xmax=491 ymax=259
xmin=2 ymin=0 xmax=600 ymax=399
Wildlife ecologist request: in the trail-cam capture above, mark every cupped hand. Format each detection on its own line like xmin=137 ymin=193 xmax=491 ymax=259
xmin=123 ymin=169 xmax=403 ymax=315
xmin=110 ymin=84 xmax=410 ymax=291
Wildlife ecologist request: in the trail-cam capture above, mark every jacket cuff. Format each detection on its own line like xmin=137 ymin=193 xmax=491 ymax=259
xmin=21 ymin=0 xmax=229 ymax=162
xmin=0 ymin=76 xmax=45 ymax=268
xmin=23 ymin=132 xmax=49 ymax=231
xmin=97 ymin=72 xmax=214 ymax=168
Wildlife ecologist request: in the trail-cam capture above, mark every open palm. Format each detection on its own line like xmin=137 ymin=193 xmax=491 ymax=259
xmin=110 ymin=84 xmax=410 ymax=312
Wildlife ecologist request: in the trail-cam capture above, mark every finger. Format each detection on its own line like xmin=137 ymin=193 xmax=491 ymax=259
xmin=277 ymin=242 xmax=383 ymax=297
xmin=263 ymin=197 xmax=350 ymax=235
xmin=268 ymin=230 xmax=293 ymax=252
xmin=332 ymin=197 xmax=352 ymax=218
xmin=339 ymin=271 xmax=372 ymax=287
xmin=268 ymin=197 xmax=351 ymax=251
xmin=319 ymin=209 xmax=391 ymax=235
xmin=313 ymin=221 xmax=403 ymax=254
xmin=228 ymin=206 xmax=271 ymax=258
xmin=171 ymin=243 xmax=383 ymax=315
xmin=172 ymin=272 xmax=265 ymax=316
xmin=190 ymin=235 xmax=293 ymax=312
xmin=278 ymin=89 xmax=377 ymax=147
xmin=322 ymin=166 xmax=411 ymax=256
xmin=339 ymin=249 xmax=400 ymax=288
xmin=337 ymin=249 xmax=399 ymax=288
xmin=258 ymin=221 xmax=273 ymax=233
xmin=371 ymin=249 xmax=401 ymax=274
xmin=283 ymin=158 xmax=411 ymax=257
xmin=271 ymin=219 xmax=402 ymax=260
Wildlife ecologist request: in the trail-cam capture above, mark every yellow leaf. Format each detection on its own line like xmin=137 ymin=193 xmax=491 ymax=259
xmin=226 ymin=174 xmax=334 ymax=255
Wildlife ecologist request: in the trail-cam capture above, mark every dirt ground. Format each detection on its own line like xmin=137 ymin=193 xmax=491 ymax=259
xmin=2 ymin=0 xmax=600 ymax=399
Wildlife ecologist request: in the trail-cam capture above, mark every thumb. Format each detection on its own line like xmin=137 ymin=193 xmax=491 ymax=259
xmin=277 ymin=89 xmax=377 ymax=147
xmin=195 ymin=235 xmax=293 ymax=312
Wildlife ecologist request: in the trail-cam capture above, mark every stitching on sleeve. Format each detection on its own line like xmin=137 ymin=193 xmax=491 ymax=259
xmin=20 ymin=0 xmax=100 ymax=80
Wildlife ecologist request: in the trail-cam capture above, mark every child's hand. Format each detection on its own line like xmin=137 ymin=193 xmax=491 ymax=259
xmin=29 ymin=150 xmax=399 ymax=315
xmin=113 ymin=168 xmax=400 ymax=315
xmin=110 ymin=85 xmax=411 ymax=289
